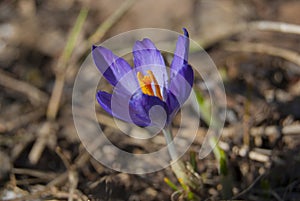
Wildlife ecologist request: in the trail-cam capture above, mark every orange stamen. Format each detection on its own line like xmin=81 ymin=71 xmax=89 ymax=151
xmin=137 ymin=71 xmax=163 ymax=100
xmin=137 ymin=72 xmax=154 ymax=96
xmin=147 ymin=70 xmax=163 ymax=100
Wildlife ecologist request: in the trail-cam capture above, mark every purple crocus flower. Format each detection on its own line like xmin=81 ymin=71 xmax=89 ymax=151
xmin=92 ymin=28 xmax=193 ymax=128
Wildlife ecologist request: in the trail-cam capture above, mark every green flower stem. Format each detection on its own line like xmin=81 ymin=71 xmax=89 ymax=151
xmin=162 ymin=126 xmax=178 ymax=161
xmin=162 ymin=126 xmax=202 ymax=199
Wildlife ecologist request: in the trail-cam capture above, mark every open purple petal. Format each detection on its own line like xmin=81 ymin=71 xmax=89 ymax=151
xmin=96 ymin=91 xmax=114 ymax=117
xmin=97 ymin=90 xmax=168 ymax=127
xmin=133 ymin=39 xmax=168 ymax=87
xmin=92 ymin=45 xmax=136 ymax=87
xmin=129 ymin=91 xmax=168 ymax=127
xmin=97 ymin=90 xmax=131 ymax=123
xmin=170 ymin=28 xmax=189 ymax=77
xmin=168 ymin=64 xmax=193 ymax=107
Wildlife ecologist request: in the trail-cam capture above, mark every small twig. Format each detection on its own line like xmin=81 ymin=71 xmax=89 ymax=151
xmin=249 ymin=21 xmax=300 ymax=35
xmin=73 ymin=149 xmax=91 ymax=169
xmin=46 ymin=74 xmax=66 ymax=120
xmin=54 ymin=146 xmax=79 ymax=201
xmin=68 ymin=169 xmax=78 ymax=201
xmin=47 ymin=172 xmax=68 ymax=187
xmin=55 ymin=146 xmax=71 ymax=169
xmin=12 ymin=168 xmax=57 ymax=180
xmin=90 ymin=158 xmax=105 ymax=174
xmin=11 ymin=138 xmax=35 ymax=164
xmin=243 ymin=98 xmax=251 ymax=147
xmin=223 ymin=41 xmax=300 ymax=67
xmin=0 ymin=69 xmax=48 ymax=105
xmin=28 ymin=121 xmax=58 ymax=164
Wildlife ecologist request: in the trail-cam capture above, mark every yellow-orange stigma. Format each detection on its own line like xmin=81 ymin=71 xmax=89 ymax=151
xmin=137 ymin=70 xmax=163 ymax=100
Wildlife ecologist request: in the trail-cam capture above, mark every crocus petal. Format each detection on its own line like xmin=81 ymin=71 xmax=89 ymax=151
xmin=97 ymin=90 xmax=168 ymax=127
xmin=170 ymin=28 xmax=189 ymax=77
xmin=129 ymin=91 xmax=168 ymax=127
xmin=97 ymin=90 xmax=132 ymax=123
xmin=92 ymin=45 xmax=137 ymax=89
xmin=168 ymin=64 xmax=193 ymax=111
xmin=165 ymin=90 xmax=180 ymax=123
xmin=97 ymin=91 xmax=114 ymax=116
xmin=133 ymin=39 xmax=168 ymax=88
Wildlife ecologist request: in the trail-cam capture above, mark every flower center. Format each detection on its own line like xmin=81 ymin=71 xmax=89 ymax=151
xmin=137 ymin=70 xmax=163 ymax=100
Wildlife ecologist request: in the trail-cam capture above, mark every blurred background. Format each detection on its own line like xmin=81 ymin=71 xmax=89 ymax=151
xmin=0 ymin=0 xmax=300 ymax=200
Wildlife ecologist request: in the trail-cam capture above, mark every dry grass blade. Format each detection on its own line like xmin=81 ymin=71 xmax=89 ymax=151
xmin=68 ymin=169 xmax=79 ymax=201
xmin=12 ymin=168 xmax=57 ymax=180
xmin=47 ymin=8 xmax=88 ymax=120
xmin=28 ymin=121 xmax=58 ymax=164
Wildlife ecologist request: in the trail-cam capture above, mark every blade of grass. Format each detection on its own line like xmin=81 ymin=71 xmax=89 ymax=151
xmin=178 ymin=178 xmax=197 ymax=201
xmin=209 ymin=137 xmax=233 ymax=198
xmin=189 ymin=151 xmax=198 ymax=173
xmin=194 ymin=88 xmax=222 ymax=129
xmin=164 ymin=177 xmax=179 ymax=191
xmin=209 ymin=137 xmax=228 ymax=175
xmin=47 ymin=7 xmax=88 ymax=120
xmin=60 ymin=8 xmax=89 ymax=68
